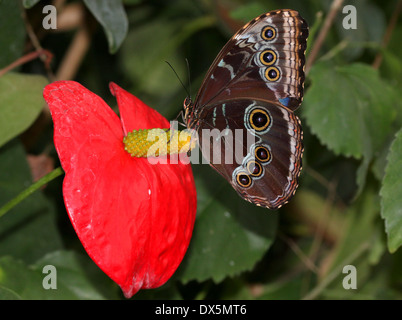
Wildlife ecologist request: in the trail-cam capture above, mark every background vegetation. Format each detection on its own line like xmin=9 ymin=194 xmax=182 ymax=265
xmin=0 ymin=0 xmax=401 ymax=299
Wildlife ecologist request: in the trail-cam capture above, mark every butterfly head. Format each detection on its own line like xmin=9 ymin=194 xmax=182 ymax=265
xmin=183 ymin=96 xmax=193 ymax=109
xmin=183 ymin=96 xmax=196 ymax=128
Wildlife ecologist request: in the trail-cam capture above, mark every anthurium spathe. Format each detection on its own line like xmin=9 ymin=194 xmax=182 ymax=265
xmin=43 ymin=81 xmax=197 ymax=298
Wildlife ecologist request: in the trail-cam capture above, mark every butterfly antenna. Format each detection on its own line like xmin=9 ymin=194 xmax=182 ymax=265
xmin=185 ymin=58 xmax=192 ymax=101
xmin=165 ymin=61 xmax=191 ymax=99
xmin=165 ymin=61 xmax=189 ymax=128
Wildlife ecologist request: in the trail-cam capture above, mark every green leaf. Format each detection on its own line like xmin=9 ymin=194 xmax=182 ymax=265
xmin=32 ymin=251 xmax=119 ymax=299
xmin=0 ymin=251 xmax=119 ymax=299
xmin=176 ymin=164 xmax=277 ymax=284
xmin=380 ymin=127 xmax=402 ymax=253
xmin=0 ymin=141 xmax=63 ymax=264
xmin=83 ymin=0 xmax=128 ymax=54
xmin=371 ymin=136 xmax=394 ymax=182
xmin=304 ymin=62 xmax=396 ymax=159
xmin=0 ymin=73 xmax=48 ymax=148
xmin=0 ymin=0 xmax=25 ymax=67
xmin=303 ymin=63 xmax=397 ymax=194
xmin=355 ymin=154 xmax=371 ymax=198
xmin=0 ymin=256 xmax=49 ymax=300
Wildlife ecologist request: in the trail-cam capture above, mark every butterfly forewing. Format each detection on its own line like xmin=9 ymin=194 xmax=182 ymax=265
xmin=194 ymin=9 xmax=308 ymax=112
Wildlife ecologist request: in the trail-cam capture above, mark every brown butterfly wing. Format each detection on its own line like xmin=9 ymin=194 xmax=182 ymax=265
xmin=186 ymin=9 xmax=308 ymax=209
xmin=194 ymin=9 xmax=308 ymax=112
xmin=196 ymin=99 xmax=303 ymax=209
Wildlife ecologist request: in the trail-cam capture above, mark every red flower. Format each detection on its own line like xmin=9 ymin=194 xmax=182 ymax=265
xmin=43 ymin=81 xmax=197 ymax=298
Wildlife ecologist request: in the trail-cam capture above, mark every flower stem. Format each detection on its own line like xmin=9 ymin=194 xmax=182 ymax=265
xmin=0 ymin=166 xmax=64 ymax=219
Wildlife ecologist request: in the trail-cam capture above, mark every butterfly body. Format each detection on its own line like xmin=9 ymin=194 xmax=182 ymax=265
xmin=184 ymin=9 xmax=308 ymax=209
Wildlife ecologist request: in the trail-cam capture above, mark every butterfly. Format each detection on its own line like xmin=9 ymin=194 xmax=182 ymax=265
xmin=184 ymin=9 xmax=308 ymax=209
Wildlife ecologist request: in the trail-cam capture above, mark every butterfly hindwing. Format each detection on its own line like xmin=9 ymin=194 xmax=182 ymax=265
xmin=196 ymin=99 xmax=302 ymax=209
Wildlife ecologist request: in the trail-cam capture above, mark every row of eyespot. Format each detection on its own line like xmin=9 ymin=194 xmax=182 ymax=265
xmin=235 ymin=144 xmax=272 ymax=188
xmin=259 ymin=26 xmax=280 ymax=82
xmin=235 ymin=105 xmax=273 ymax=188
